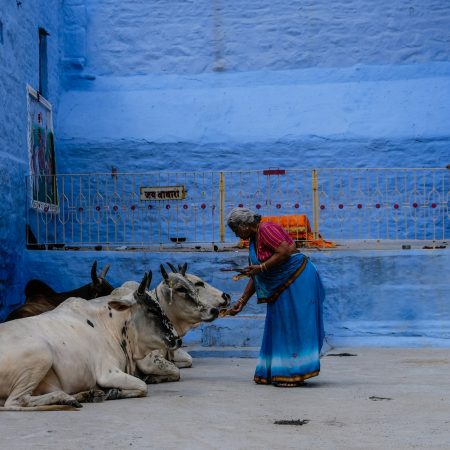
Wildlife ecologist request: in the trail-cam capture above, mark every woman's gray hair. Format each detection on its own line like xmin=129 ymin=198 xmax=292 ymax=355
xmin=226 ymin=207 xmax=261 ymax=228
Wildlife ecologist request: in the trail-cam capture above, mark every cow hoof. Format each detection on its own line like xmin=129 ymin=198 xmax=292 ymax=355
xmin=65 ymin=398 xmax=83 ymax=408
xmin=74 ymin=389 xmax=106 ymax=403
xmin=85 ymin=389 xmax=106 ymax=403
xmin=104 ymin=388 xmax=121 ymax=400
xmin=143 ymin=375 xmax=180 ymax=384
xmin=89 ymin=390 xmax=106 ymax=403
xmin=141 ymin=375 xmax=156 ymax=384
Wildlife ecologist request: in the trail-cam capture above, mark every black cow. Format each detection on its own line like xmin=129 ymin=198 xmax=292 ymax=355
xmin=5 ymin=261 xmax=114 ymax=321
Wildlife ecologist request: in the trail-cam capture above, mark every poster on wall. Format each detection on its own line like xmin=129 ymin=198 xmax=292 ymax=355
xmin=27 ymin=85 xmax=58 ymax=213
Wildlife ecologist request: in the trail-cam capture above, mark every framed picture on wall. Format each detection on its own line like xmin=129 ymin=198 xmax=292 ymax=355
xmin=26 ymin=84 xmax=58 ymax=213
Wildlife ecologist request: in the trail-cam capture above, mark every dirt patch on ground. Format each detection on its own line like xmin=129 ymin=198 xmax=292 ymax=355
xmin=274 ymin=419 xmax=310 ymax=426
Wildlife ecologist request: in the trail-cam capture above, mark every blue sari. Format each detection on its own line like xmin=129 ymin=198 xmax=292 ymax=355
xmin=250 ymin=241 xmax=325 ymax=385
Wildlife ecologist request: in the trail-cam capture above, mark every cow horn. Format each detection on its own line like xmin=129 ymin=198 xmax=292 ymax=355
xmin=160 ymin=264 xmax=169 ymax=282
xmin=91 ymin=261 xmax=99 ymax=284
xmin=180 ymin=263 xmax=188 ymax=276
xmin=138 ymin=272 xmax=149 ymax=295
xmin=99 ymin=264 xmax=111 ymax=279
xmin=166 ymin=262 xmax=178 ymax=273
xmin=146 ymin=270 xmax=152 ymax=290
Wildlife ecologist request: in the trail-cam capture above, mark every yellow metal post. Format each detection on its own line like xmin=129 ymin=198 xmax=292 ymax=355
xmin=312 ymin=169 xmax=319 ymax=240
xmin=219 ymin=172 xmax=225 ymax=243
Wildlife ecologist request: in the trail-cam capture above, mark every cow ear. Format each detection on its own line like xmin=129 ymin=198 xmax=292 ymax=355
xmin=167 ymin=262 xmax=178 ymax=273
xmin=160 ymin=264 xmax=169 ymax=281
xmin=91 ymin=261 xmax=99 ymax=285
xmin=108 ymin=300 xmax=133 ymax=311
xmin=99 ymin=264 xmax=111 ymax=279
xmin=180 ymin=263 xmax=187 ymax=276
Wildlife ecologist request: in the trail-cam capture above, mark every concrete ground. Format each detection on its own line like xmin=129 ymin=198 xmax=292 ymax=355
xmin=1 ymin=348 xmax=449 ymax=450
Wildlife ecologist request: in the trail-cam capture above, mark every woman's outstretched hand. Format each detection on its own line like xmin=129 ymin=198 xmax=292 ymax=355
xmin=227 ymin=298 xmax=246 ymax=316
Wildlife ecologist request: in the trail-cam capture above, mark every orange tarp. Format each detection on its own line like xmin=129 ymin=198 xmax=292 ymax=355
xmin=239 ymin=214 xmax=336 ymax=249
xmin=262 ymin=215 xmax=311 ymax=235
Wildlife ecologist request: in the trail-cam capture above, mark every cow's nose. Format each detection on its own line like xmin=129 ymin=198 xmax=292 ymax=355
xmin=222 ymin=292 xmax=231 ymax=306
xmin=169 ymin=338 xmax=182 ymax=351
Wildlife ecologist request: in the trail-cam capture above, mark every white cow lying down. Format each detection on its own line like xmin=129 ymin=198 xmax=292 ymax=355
xmin=0 ymin=272 xmax=180 ymax=411
xmin=114 ymin=263 xmax=231 ymax=384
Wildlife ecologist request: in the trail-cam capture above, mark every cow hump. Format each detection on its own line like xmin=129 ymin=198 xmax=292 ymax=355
xmin=24 ymin=279 xmax=56 ymax=298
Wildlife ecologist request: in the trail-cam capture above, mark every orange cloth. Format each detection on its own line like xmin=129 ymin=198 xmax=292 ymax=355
xmin=239 ymin=214 xmax=335 ymax=249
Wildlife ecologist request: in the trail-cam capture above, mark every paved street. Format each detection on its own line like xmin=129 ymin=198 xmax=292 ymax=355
xmin=1 ymin=348 xmax=449 ymax=450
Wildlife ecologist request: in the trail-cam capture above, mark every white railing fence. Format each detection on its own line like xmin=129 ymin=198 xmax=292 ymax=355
xmin=26 ymin=168 xmax=449 ymax=249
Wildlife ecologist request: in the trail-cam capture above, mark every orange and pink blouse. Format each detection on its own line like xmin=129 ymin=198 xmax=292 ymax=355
xmin=255 ymin=221 xmax=294 ymax=262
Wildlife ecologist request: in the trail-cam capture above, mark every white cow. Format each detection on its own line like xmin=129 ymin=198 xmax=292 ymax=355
xmin=169 ymin=262 xmax=231 ymax=310
xmin=118 ymin=263 xmax=231 ymax=383
xmin=0 ymin=272 xmax=180 ymax=411
xmin=163 ymin=262 xmax=230 ymax=369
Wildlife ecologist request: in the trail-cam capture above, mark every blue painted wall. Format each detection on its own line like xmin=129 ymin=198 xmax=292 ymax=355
xmin=20 ymin=248 xmax=450 ymax=348
xmin=1 ymin=0 xmax=449 ymax=342
xmin=55 ymin=0 xmax=450 ymax=172
xmin=0 ymin=0 xmax=62 ymax=314
xmin=68 ymin=0 xmax=450 ymax=75
xmin=56 ymin=64 xmax=450 ymax=173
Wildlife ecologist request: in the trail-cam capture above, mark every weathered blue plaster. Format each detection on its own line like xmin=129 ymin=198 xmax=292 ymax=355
xmin=65 ymin=0 xmax=450 ymax=77
xmin=56 ymin=64 xmax=450 ymax=173
xmin=55 ymin=0 xmax=450 ymax=172
xmin=0 ymin=0 xmax=62 ymax=316
xmin=1 ymin=1 xmax=449 ymax=347
xmin=15 ymin=248 xmax=449 ymax=349
xmin=58 ymin=64 xmax=450 ymax=143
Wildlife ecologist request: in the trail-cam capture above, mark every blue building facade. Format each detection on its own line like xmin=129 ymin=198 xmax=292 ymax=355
xmin=0 ymin=0 xmax=62 ymax=314
xmin=1 ymin=1 xmax=449 ymax=345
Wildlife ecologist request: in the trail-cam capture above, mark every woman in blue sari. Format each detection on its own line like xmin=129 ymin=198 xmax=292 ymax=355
xmin=227 ymin=208 xmax=325 ymax=387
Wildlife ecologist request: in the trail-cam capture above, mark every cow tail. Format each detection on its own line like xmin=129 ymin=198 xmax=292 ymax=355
xmin=0 ymin=405 xmax=79 ymax=412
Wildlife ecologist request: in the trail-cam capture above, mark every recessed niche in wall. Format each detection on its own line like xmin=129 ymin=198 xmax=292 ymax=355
xmin=38 ymin=27 xmax=48 ymax=97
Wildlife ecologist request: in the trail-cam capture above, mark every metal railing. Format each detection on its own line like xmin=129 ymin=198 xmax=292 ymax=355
xmin=26 ymin=168 xmax=449 ymax=249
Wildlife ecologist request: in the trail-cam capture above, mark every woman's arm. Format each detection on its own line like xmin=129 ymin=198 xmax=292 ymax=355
xmin=245 ymin=240 xmax=297 ymax=276
xmin=229 ymin=277 xmax=255 ymax=315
